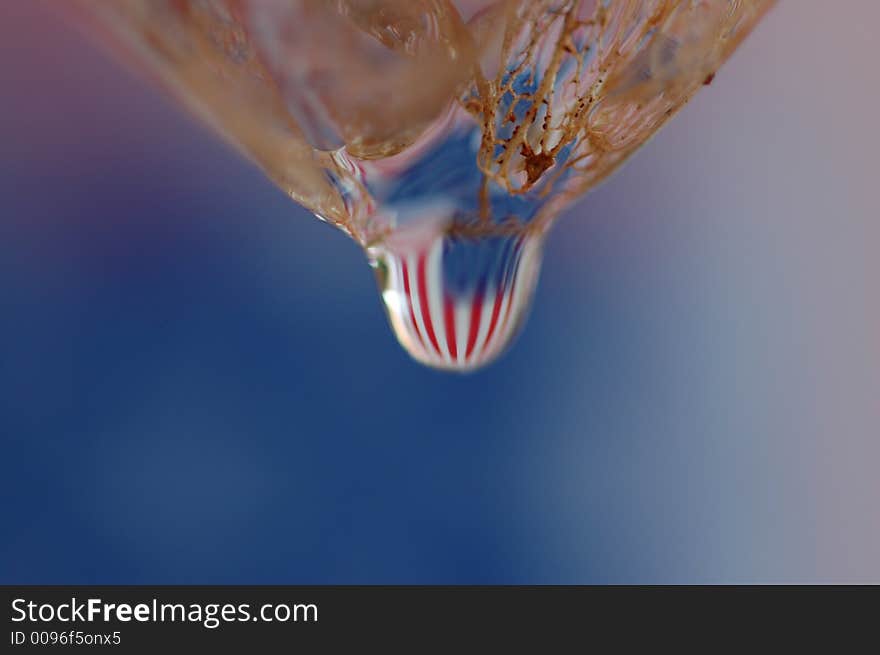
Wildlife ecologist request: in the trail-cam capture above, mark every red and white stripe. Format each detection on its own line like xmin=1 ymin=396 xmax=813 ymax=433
xmin=381 ymin=234 xmax=542 ymax=371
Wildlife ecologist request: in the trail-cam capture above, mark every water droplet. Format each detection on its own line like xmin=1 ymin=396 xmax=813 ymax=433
xmin=369 ymin=218 xmax=544 ymax=371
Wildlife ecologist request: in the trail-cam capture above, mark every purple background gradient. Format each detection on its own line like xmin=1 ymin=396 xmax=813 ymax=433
xmin=1 ymin=1 xmax=877 ymax=583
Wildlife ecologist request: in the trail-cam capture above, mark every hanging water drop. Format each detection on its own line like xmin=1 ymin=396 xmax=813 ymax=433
xmin=369 ymin=221 xmax=544 ymax=371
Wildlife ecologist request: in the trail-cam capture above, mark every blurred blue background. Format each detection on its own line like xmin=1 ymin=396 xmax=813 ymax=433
xmin=1 ymin=1 xmax=878 ymax=583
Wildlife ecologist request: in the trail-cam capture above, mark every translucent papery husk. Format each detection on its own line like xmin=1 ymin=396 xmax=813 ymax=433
xmin=76 ymin=0 xmax=774 ymax=241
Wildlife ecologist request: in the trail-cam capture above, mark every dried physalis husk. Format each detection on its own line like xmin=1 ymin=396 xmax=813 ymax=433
xmin=79 ymin=0 xmax=774 ymax=229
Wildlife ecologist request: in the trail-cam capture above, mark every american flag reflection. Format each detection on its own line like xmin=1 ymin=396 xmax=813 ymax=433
xmin=374 ymin=225 xmax=544 ymax=371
